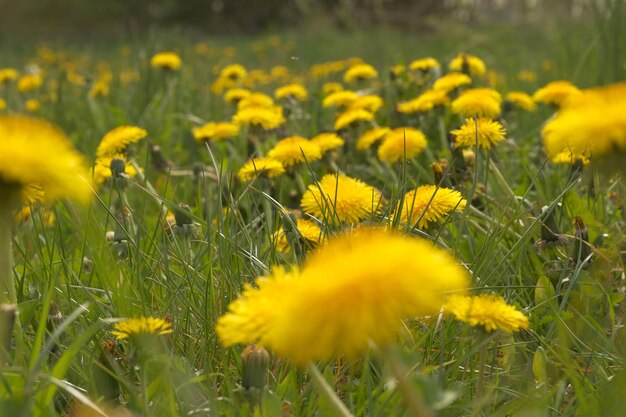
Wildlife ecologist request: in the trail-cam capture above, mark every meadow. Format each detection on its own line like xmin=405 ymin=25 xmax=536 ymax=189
xmin=0 ymin=13 xmax=625 ymax=417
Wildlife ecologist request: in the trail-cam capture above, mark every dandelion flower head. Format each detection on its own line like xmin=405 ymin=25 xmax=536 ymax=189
xmin=397 ymin=88 xmax=449 ymax=114
xmin=394 ymin=185 xmax=466 ymax=229
xmin=232 ymin=106 xmax=285 ymax=130
xmin=112 ymin=316 xmax=173 ymax=340
xmin=273 ymin=218 xmax=324 ymax=252
xmin=445 ymin=294 xmax=529 ymax=332
xmin=275 ymin=83 xmax=308 ymax=101
xmin=192 ymin=122 xmax=240 ymax=143
xmin=150 ymin=52 xmax=182 ymax=70
xmin=433 ymin=72 xmax=472 ymax=92
xmin=533 ymin=80 xmax=581 ymax=107
xmin=505 ymin=91 xmax=536 ymax=111
xmin=323 ymin=90 xmax=359 ymax=108
xmin=344 ymin=63 xmax=378 ymax=83
xmin=357 ymin=127 xmax=391 ymax=150
xmin=237 ymin=158 xmax=285 ymax=182
xmin=451 ymin=88 xmax=502 ymax=118
xmin=310 ymin=132 xmax=345 ymax=154
xmin=96 ymin=126 xmax=147 ymax=158
xmin=267 ymin=136 xmax=322 ymax=167
xmin=449 ymin=53 xmax=487 ymax=76
xmin=334 ymin=108 xmax=374 ymax=130
xmin=409 ymin=57 xmax=440 ymax=72
xmin=377 ymin=127 xmax=428 ymax=163
xmin=451 ymin=118 xmax=507 ymax=150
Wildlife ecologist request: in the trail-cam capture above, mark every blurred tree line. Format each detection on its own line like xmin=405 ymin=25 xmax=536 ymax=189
xmin=0 ymin=0 xmax=605 ymax=37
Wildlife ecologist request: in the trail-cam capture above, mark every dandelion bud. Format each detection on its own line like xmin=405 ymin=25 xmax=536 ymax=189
xmin=241 ymin=344 xmax=269 ymax=390
xmin=109 ymin=158 xmax=126 ymax=177
xmin=82 ymin=256 xmax=94 ymax=275
xmin=536 ymin=204 xmax=568 ymax=249
xmin=431 ymin=162 xmax=444 ymax=185
xmin=572 ymin=215 xmax=591 ymax=265
xmin=174 ymin=203 xmax=193 ymax=227
xmin=150 ymin=143 xmax=171 ymax=173
xmin=0 ymin=304 xmax=17 ymax=364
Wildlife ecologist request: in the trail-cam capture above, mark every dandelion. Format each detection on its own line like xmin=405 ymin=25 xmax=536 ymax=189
xmin=357 ymin=127 xmax=391 ymax=150
xmin=96 ymin=126 xmax=148 ymax=158
xmin=377 ymin=127 xmax=428 ymax=163
xmin=344 ymin=63 xmax=378 ymax=83
xmin=238 ymin=92 xmax=275 ymax=110
xmin=300 ymin=173 xmax=383 ymax=224
xmin=111 ymin=317 xmax=173 ymax=339
xmin=275 ymin=83 xmax=308 ymax=101
xmin=541 ymin=83 xmax=626 ymax=159
xmin=348 ymin=95 xmax=384 ymax=113
xmin=237 ymin=158 xmax=285 ymax=182
xmin=232 ymin=106 xmax=285 ymax=130
xmin=322 ymin=90 xmax=358 ymax=108
xmin=89 ymin=80 xmax=110 ymax=98
xmin=273 ymin=218 xmax=324 ymax=252
xmin=267 ymin=136 xmax=322 ymax=167
xmin=397 ymin=89 xmax=449 ymax=114
xmin=451 ymin=118 xmax=507 ymax=150
xmin=451 ymin=88 xmax=502 ymax=118
xmin=219 ymin=64 xmax=248 ymax=82
xmin=433 ymin=72 xmax=472 ymax=92
xmin=322 ymin=82 xmax=343 ymax=95
xmin=517 ymin=70 xmax=537 ymax=82
xmin=150 ymin=52 xmax=182 ymax=70
xmin=93 ymin=155 xmax=139 ymax=185
xmin=505 ymin=91 xmax=536 ymax=111
xmin=445 ymin=294 xmax=529 ymax=332
xmin=192 ymin=122 xmax=240 ymax=143
xmin=334 ymin=108 xmax=374 ymax=130
xmin=394 ymin=185 xmax=466 ymax=229
xmin=224 ymin=88 xmax=251 ymax=104
xmin=409 ymin=57 xmax=440 ymax=72
xmin=310 ymin=132 xmax=345 ymax=154
xmin=533 ymin=80 xmax=581 ymax=107
xmin=449 ymin=53 xmax=487 ymax=76
xmin=0 ymin=68 xmax=19 ymax=85
xmin=25 ymin=99 xmax=40 ymax=113
xmin=550 ymin=150 xmax=590 ymax=165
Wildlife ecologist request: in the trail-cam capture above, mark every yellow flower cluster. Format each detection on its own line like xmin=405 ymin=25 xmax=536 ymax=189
xmin=445 ymin=294 xmax=529 ymax=332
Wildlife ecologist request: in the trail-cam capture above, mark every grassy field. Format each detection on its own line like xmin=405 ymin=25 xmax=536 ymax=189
xmin=0 ymin=13 xmax=626 ymax=417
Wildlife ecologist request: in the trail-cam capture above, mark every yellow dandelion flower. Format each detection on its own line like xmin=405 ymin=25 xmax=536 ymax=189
xmin=224 ymin=88 xmax=251 ymax=104
xmin=542 ymin=83 xmax=626 ymax=159
xmin=397 ymin=88 xmax=449 ymax=114
xmin=449 ymin=53 xmax=487 ymax=76
xmin=334 ymin=108 xmax=374 ymax=130
xmin=390 ymin=65 xmax=405 ymax=77
xmin=0 ymin=115 xmax=91 ymax=204
xmin=322 ymin=82 xmax=344 ymax=95
xmin=274 ymin=83 xmax=308 ymax=101
xmin=433 ymin=72 xmax=472 ymax=92
xmin=17 ymin=74 xmax=43 ymax=93
xmin=273 ymin=218 xmax=324 ymax=252
xmin=451 ymin=118 xmax=507 ymax=150
xmin=377 ymin=127 xmax=428 ymax=163
xmin=505 ymin=91 xmax=536 ymax=111
xmin=96 ymin=126 xmax=148 ymax=158
xmin=0 ymin=68 xmax=19 ymax=84
xmin=310 ymin=132 xmax=345 ymax=154
xmin=533 ymin=80 xmax=581 ymax=107
xmin=237 ymin=92 xmax=275 ymax=110
xmin=444 ymin=294 xmax=529 ymax=332
xmin=237 ymin=158 xmax=285 ymax=182
xmin=343 ymin=63 xmax=378 ymax=83
xmin=300 ymin=173 xmax=383 ymax=223
xmin=267 ymin=136 xmax=322 ymax=167
xmin=219 ymin=64 xmax=248 ymax=82
xmin=322 ymin=90 xmax=358 ymax=108
xmin=451 ymin=88 xmax=502 ymax=118
xmin=192 ymin=122 xmax=240 ymax=143
xmin=394 ymin=185 xmax=466 ymax=229
xmin=550 ymin=150 xmax=590 ymax=165
xmin=264 ymin=228 xmax=470 ymax=363
xmin=150 ymin=52 xmax=182 ymax=70
xmin=356 ymin=127 xmax=391 ymax=150
xmin=93 ymin=155 xmax=139 ymax=185
xmin=89 ymin=80 xmax=110 ymax=98
xmin=232 ymin=106 xmax=285 ymax=130
xmin=111 ymin=317 xmax=173 ymax=340
xmin=348 ymin=95 xmax=384 ymax=113
xmin=25 ymin=99 xmax=40 ymax=113
xmin=517 ymin=70 xmax=537 ymax=82
xmin=409 ymin=57 xmax=440 ymax=72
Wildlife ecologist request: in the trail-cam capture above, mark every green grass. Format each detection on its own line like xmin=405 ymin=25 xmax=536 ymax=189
xmin=1 ymin=15 xmax=625 ymax=417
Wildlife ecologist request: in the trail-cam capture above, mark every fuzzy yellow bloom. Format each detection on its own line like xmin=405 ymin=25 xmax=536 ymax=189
xmin=96 ymin=126 xmax=148 ymax=158
xmin=517 ymin=70 xmax=537 ymax=82
xmin=433 ymin=72 xmax=472 ymax=92
xmin=505 ymin=91 xmax=536 ymax=111
xmin=451 ymin=88 xmax=502 ymax=118
xmin=449 ymin=53 xmax=487 ymax=76
xmin=93 ymin=155 xmax=139 ymax=185
xmin=224 ymin=88 xmax=251 ymax=104
xmin=25 ymin=99 xmax=40 ymax=113
xmin=272 ymin=218 xmax=324 ymax=252
xmin=542 ymin=83 xmax=626 ymax=159
xmin=262 ymin=229 xmax=469 ymax=363
xmin=409 ymin=57 xmax=440 ymax=72
xmin=112 ymin=317 xmax=173 ymax=339
xmin=322 ymin=90 xmax=358 ymax=108
xmin=348 ymin=95 xmax=384 ymax=113
xmin=17 ymin=74 xmax=43 ymax=93
xmin=192 ymin=122 xmax=240 ymax=142
xmin=451 ymin=118 xmax=507 ymax=150
xmin=550 ymin=150 xmax=590 ymax=165
xmin=394 ymin=185 xmax=466 ymax=229
xmin=533 ymin=80 xmax=581 ymax=107
xmin=445 ymin=294 xmax=529 ymax=332
xmin=397 ymin=88 xmax=449 ymax=113
xmin=343 ymin=63 xmax=378 ymax=83
xmin=377 ymin=127 xmax=428 ymax=163
xmin=238 ymin=92 xmax=275 ymax=110
xmin=356 ymin=127 xmax=391 ymax=150
xmin=267 ymin=136 xmax=322 ymax=167
xmin=237 ymin=158 xmax=285 ymax=182
xmin=219 ymin=64 xmax=248 ymax=82
xmin=232 ymin=106 xmax=285 ymax=130
xmin=310 ymin=132 xmax=345 ymax=154
xmin=334 ymin=108 xmax=374 ymax=130
xmin=150 ymin=52 xmax=182 ymax=70
xmin=0 ymin=68 xmax=19 ymax=84
xmin=301 ymin=173 xmax=383 ymax=224
xmin=322 ymin=82 xmax=344 ymax=95
xmin=274 ymin=83 xmax=308 ymax=101
xmin=0 ymin=115 xmax=91 ymax=204
xmin=89 ymin=80 xmax=110 ymax=98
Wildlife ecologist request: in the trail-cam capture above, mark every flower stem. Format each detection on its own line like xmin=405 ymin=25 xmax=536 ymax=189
xmin=475 ymin=347 xmax=488 ymax=406
xmin=379 ymin=346 xmax=435 ymax=417
xmin=307 ymin=362 xmax=354 ymax=417
xmin=0 ymin=206 xmax=16 ymax=305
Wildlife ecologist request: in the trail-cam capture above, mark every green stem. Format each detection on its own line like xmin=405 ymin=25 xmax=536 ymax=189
xmin=476 ymin=348 xmax=487 ymax=400
xmin=379 ymin=346 xmax=435 ymax=417
xmin=0 ymin=206 xmax=16 ymax=305
xmin=307 ymin=362 xmax=354 ymax=417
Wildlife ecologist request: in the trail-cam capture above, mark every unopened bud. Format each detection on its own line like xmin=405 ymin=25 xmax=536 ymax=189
xmin=241 ymin=344 xmax=269 ymax=390
xmin=174 ymin=203 xmax=193 ymax=227
xmin=572 ymin=215 xmax=591 ymax=265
